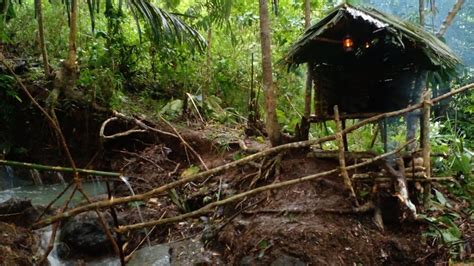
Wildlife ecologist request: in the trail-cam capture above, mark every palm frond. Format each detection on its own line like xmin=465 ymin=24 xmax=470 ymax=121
xmin=129 ymin=0 xmax=206 ymax=51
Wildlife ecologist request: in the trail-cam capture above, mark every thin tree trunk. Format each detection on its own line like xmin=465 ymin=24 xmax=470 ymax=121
xmin=437 ymin=0 xmax=465 ymax=37
xmin=258 ymin=0 xmax=281 ymax=146
xmin=35 ymin=0 xmax=50 ymax=75
xmin=299 ymin=0 xmax=312 ymax=140
xmin=204 ymin=27 xmax=212 ymax=109
xmin=2 ymin=0 xmax=9 ymax=23
xmin=66 ymin=0 xmax=78 ymax=70
xmin=419 ymin=0 xmax=425 ymax=26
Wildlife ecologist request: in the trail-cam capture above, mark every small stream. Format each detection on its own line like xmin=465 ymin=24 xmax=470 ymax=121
xmin=0 ymin=166 xmax=118 ymax=265
xmin=0 ymin=166 xmax=212 ymax=265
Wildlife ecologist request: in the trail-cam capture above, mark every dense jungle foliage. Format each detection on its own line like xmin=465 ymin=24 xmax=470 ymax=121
xmin=0 ymin=0 xmax=473 ymax=262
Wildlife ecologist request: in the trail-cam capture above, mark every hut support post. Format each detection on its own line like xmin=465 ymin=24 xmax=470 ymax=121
xmin=421 ymin=91 xmax=432 ymax=206
xmin=334 ymin=105 xmax=358 ymax=206
xmin=380 ymin=119 xmax=388 ymax=153
xmin=342 ymin=119 xmax=349 ymax=151
xmin=406 ymin=111 xmax=419 ymax=151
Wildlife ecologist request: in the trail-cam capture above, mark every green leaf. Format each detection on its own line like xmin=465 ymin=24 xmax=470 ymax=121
xmin=181 ymin=165 xmax=200 ymax=178
xmin=434 ymin=189 xmax=448 ymax=206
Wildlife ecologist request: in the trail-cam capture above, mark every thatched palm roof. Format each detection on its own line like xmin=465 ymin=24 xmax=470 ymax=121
xmin=284 ymin=4 xmax=460 ymax=70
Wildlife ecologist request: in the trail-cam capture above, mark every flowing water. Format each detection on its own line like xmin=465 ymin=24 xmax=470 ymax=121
xmin=0 ymin=167 xmax=117 ymax=265
xmin=0 ymin=181 xmax=108 ymax=206
xmin=119 ymin=176 xmax=151 ymax=247
xmin=0 ymin=168 xmax=154 ymax=264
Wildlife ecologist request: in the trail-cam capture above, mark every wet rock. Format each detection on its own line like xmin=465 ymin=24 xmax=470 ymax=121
xmin=128 ymin=244 xmax=171 ymax=266
xmin=0 ymin=198 xmax=45 ymax=227
xmin=128 ymin=239 xmax=221 ymax=266
xmin=58 ymin=211 xmax=118 ymax=259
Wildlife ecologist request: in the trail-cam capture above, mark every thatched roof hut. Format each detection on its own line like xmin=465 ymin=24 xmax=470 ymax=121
xmin=284 ymin=4 xmax=460 ymax=119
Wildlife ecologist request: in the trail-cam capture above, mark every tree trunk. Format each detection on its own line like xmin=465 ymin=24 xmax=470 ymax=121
xmin=66 ymin=0 xmax=78 ymax=70
xmin=299 ymin=0 xmax=312 ymax=140
xmin=35 ymin=0 xmax=50 ymax=76
xmin=2 ymin=0 xmax=9 ymax=23
xmin=418 ymin=0 xmax=425 ymax=26
xmin=51 ymin=0 xmax=80 ymax=104
xmin=437 ymin=0 xmax=465 ymax=37
xmin=258 ymin=0 xmax=281 ymax=146
xmin=204 ymin=27 xmax=212 ymax=110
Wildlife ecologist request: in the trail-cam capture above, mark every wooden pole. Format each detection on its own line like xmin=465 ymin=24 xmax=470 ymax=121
xmin=342 ymin=119 xmax=349 ymax=151
xmin=421 ymin=91 xmax=432 ymax=206
xmin=0 ymin=159 xmax=121 ymax=177
xmin=334 ymin=106 xmax=358 ymax=206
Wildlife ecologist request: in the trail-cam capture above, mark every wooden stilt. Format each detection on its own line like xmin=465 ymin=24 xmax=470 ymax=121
xmin=334 ymin=105 xmax=359 ymax=206
xmin=369 ymin=124 xmax=380 ymax=149
xmin=380 ymin=119 xmax=388 ymax=153
xmin=341 ymin=119 xmax=349 ymax=151
xmin=421 ymin=91 xmax=432 ymax=207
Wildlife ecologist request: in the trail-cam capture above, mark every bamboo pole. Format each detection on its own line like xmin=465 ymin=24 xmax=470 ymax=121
xmin=334 ymin=106 xmax=358 ymax=206
xmin=0 ymin=159 xmax=121 ymax=177
xmin=115 ymin=140 xmax=413 ymax=233
xmin=422 ymin=91 xmax=432 ymax=206
xmin=32 ymin=83 xmax=474 ymax=229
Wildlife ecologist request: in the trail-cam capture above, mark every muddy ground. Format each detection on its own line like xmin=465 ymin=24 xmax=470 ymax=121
xmin=1 ymin=116 xmax=471 ymax=265
xmin=100 ymin=123 xmax=460 ymax=265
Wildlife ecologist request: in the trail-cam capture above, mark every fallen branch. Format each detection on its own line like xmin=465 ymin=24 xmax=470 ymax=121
xmin=159 ymin=115 xmax=209 ymax=170
xmin=33 ymin=83 xmax=474 ymax=229
xmin=115 ymin=139 xmax=414 ymax=233
xmin=99 ymin=117 xmax=147 ymax=142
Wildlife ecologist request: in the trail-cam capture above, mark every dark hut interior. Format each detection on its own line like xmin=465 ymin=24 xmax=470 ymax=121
xmin=285 ymin=4 xmax=460 ymax=119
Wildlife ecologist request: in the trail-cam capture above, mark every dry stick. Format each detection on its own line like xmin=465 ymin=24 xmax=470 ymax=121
xmin=109 ymin=111 xmax=207 ymax=170
xmin=159 ymin=115 xmax=209 ymax=171
xmin=99 ymin=117 xmax=147 ymax=141
xmin=186 ymin=92 xmax=205 ymax=123
xmin=334 ymin=106 xmax=359 ymax=206
xmin=38 ymin=184 xmax=78 ymax=265
xmin=34 ymin=181 xmax=74 ymax=223
xmin=116 ymin=139 xmax=414 ymax=233
xmin=0 ymin=58 xmax=77 ymax=173
xmin=33 ymin=83 xmax=474 ymax=229
xmin=112 ymin=111 xmax=178 ymax=138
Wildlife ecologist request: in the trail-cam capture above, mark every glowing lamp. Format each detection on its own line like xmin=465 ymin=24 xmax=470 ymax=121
xmin=342 ymin=35 xmax=354 ymax=51
xmin=364 ymin=42 xmax=370 ymax=48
